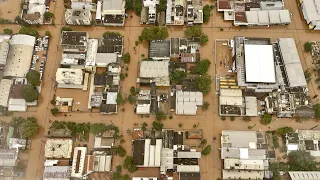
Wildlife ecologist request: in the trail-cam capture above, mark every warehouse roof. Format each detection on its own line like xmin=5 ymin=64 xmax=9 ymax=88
xmin=0 ymin=79 xmax=13 ymax=107
xmin=149 ymin=40 xmax=170 ymax=59
xmin=288 ymin=171 xmax=320 ymax=180
xmin=245 ymin=96 xmax=258 ymax=116
xmin=95 ymin=53 xmax=117 ymax=67
xmin=301 ymin=0 xmax=320 ymax=25
xmin=244 ymin=44 xmax=275 ymax=83
xmin=140 ymin=61 xmax=169 ymax=78
xmin=93 ymin=155 xmax=112 ymax=172
xmin=221 ymin=130 xmax=257 ymax=148
xmin=278 ymin=38 xmax=307 ymax=87
xmin=103 ymin=0 xmax=123 ymax=10
xmin=176 ymin=91 xmax=203 ymax=115
xmin=45 ymin=139 xmax=73 ymax=158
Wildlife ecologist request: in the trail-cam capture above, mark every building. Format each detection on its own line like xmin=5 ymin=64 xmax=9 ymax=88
xmin=288 ymin=171 xmax=320 ymax=180
xmin=60 ymin=53 xmax=86 ymax=69
xmin=166 ymin=0 xmax=185 ymax=25
xmin=133 ymin=178 xmax=159 ymax=180
xmin=0 ymin=35 xmax=11 ymax=72
xmin=175 ymin=91 xmax=203 ymax=115
xmin=56 ymin=68 xmax=84 ymax=89
xmin=92 ymin=151 xmax=112 ymax=172
xmin=93 ymin=130 xmax=115 ymax=148
xmin=71 ymin=147 xmax=87 ymax=178
xmin=8 ymin=79 xmax=28 ymax=112
xmin=170 ymin=38 xmax=200 ymax=61
xmin=60 ymin=31 xmax=88 ymax=52
xmin=0 ymin=79 xmax=13 ymax=107
xmin=4 ymin=35 xmax=36 ymax=78
xmin=65 ymin=9 xmax=92 ymax=26
xmin=138 ymin=60 xmax=170 ymax=86
xmin=141 ymin=0 xmax=159 ymax=24
xmin=55 ymin=97 xmax=73 ymax=112
xmin=22 ymin=0 xmax=46 ymax=24
xmin=45 ymin=139 xmax=73 ymax=159
xmin=286 ymin=130 xmax=320 ymax=157
xmin=97 ymin=34 xmax=123 ymax=57
xmin=133 ymin=139 xmax=162 ymax=167
xmin=0 ymin=148 xmax=17 ymax=167
xmin=136 ymin=90 xmax=152 ymax=115
xmin=100 ymin=0 xmax=125 ymax=26
xmin=149 ymin=40 xmax=171 ymax=60
xmin=221 ymin=130 xmax=271 ymax=180
xmin=186 ymin=0 xmax=203 ymax=25
xmin=299 ymin=0 xmax=320 ymax=30
xmin=217 ymin=0 xmax=291 ymax=27
xmin=43 ymin=166 xmax=72 ymax=180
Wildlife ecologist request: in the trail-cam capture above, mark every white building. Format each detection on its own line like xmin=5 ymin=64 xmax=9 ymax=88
xmin=43 ymin=166 xmax=72 ymax=180
xmin=300 ymin=0 xmax=320 ymax=30
xmin=175 ymin=91 xmax=203 ymax=115
xmin=56 ymin=68 xmax=84 ymax=89
xmin=0 ymin=79 xmax=13 ymax=107
xmin=23 ymin=0 xmax=46 ymax=24
xmin=101 ymin=0 xmax=125 ymax=26
xmin=65 ymin=9 xmax=92 ymax=26
xmin=288 ymin=171 xmax=320 ymax=180
xmin=141 ymin=0 xmax=159 ymax=24
xmin=138 ymin=61 xmax=170 ymax=86
xmin=286 ymin=130 xmax=320 ymax=157
xmin=71 ymin=147 xmax=87 ymax=178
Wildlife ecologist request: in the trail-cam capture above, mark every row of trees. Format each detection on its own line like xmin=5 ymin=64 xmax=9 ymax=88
xmin=139 ymin=27 xmax=169 ymax=42
xmin=184 ymin=26 xmax=209 ymax=45
xmin=23 ymin=70 xmax=41 ymax=102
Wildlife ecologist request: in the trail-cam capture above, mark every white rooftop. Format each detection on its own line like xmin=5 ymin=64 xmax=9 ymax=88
xmin=244 ymin=44 xmax=275 ymax=83
xmin=176 ymin=91 xmax=203 ymax=115
xmin=0 ymin=79 xmax=13 ymax=107
xmin=56 ymin=68 xmax=83 ymax=85
xmin=288 ymin=171 xmax=320 ymax=180
xmin=71 ymin=147 xmax=87 ymax=178
xmin=45 ymin=139 xmax=73 ymax=158
xmin=140 ymin=61 xmax=169 ymax=78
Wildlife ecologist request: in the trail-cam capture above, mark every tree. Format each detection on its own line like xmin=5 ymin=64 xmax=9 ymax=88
xmin=221 ymin=116 xmax=226 ymax=121
xmin=45 ymin=31 xmax=51 ymax=37
xmin=130 ymin=87 xmax=136 ymax=95
xmin=200 ymin=34 xmax=209 ymax=45
xmin=155 ymin=110 xmax=167 ymax=121
xmin=178 ymin=123 xmax=183 ymax=128
xmin=90 ymin=123 xmax=106 ymax=135
xmin=19 ymin=117 xmax=40 ymax=138
xmin=128 ymin=95 xmax=136 ymax=104
xmin=261 ymin=114 xmax=272 ymax=125
xmin=26 ymin=70 xmax=40 ymax=86
xmin=141 ymin=122 xmax=148 ymax=131
xmin=199 ymin=139 xmax=207 ymax=148
xmin=125 ymin=0 xmax=134 ymax=10
xmin=195 ymin=75 xmax=212 ymax=95
xmin=201 ymin=145 xmax=212 ymax=155
xmin=23 ymin=85 xmax=39 ymax=102
xmin=103 ymin=31 xmax=121 ymax=37
xmin=158 ymin=0 xmax=167 ymax=12
xmin=10 ymin=116 xmax=25 ymax=128
xmin=134 ymin=0 xmax=142 ymax=15
xmin=61 ymin=26 xmax=72 ymax=32
xmin=203 ymin=5 xmax=211 ymax=23
xmin=152 ymin=121 xmax=164 ymax=130
xmin=19 ymin=27 xmax=39 ymax=37
xmin=122 ymin=52 xmax=131 ymax=64
xmin=287 ymin=151 xmax=318 ymax=171
xmin=3 ymin=29 xmax=12 ymax=35
xmin=202 ymin=101 xmax=210 ymax=110
xmin=123 ymin=156 xmax=137 ymax=173
xmin=139 ymin=27 xmax=169 ymax=41
xmin=314 ymin=104 xmax=320 ymax=119
xmin=170 ymin=70 xmax=186 ymax=84
xmin=230 ymin=116 xmax=235 ymax=121
xmin=193 ymin=59 xmax=211 ymax=75
xmin=304 ymin=70 xmax=312 ymax=83
xmin=116 ymin=93 xmax=124 ymax=105
xmin=276 ymin=126 xmax=294 ymax=136
xmin=51 ymin=107 xmax=59 ymax=116
xmin=44 ymin=12 xmax=54 ymax=20
xmin=269 ymin=162 xmax=289 ymax=180
xmin=184 ymin=26 xmax=203 ymax=38
xmin=115 ymin=145 xmax=126 ymax=157
xmin=304 ymin=42 xmax=312 ymax=52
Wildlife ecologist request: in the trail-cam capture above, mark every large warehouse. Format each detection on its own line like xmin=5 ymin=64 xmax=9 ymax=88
xmin=244 ymin=44 xmax=275 ymax=83
xmin=3 ymin=35 xmax=36 ymax=78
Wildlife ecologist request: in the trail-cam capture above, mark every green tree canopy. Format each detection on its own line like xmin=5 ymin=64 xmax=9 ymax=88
xmin=90 ymin=123 xmax=106 ymax=135
xmin=23 ymin=85 xmax=39 ymax=102
xmin=115 ymin=145 xmax=126 ymax=157
xmin=19 ymin=27 xmax=39 ymax=37
xmin=3 ymin=29 xmax=12 ymax=35
xmin=122 ymin=52 xmax=131 ymax=64
xmin=314 ymin=104 xmax=320 ymax=119
xmin=170 ymin=70 xmax=186 ymax=84
xmin=155 ymin=111 xmax=167 ymax=121
xmin=123 ymin=156 xmax=137 ymax=173
xmin=203 ymin=5 xmax=211 ymax=23
xmin=139 ymin=27 xmax=169 ymax=41
xmin=152 ymin=121 xmax=164 ymax=130
xmin=304 ymin=42 xmax=312 ymax=52
xmin=26 ymin=70 xmax=40 ymax=86
xmin=116 ymin=93 xmax=124 ymax=105
xmin=202 ymin=101 xmax=210 ymax=110
xmin=142 ymin=122 xmax=148 ymax=131
xmin=288 ymin=151 xmax=318 ymax=171
xmin=125 ymin=0 xmax=134 ymax=10
xmin=19 ymin=117 xmax=40 ymax=138
xmin=51 ymin=107 xmax=59 ymax=116
xmin=193 ymin=59 xmax=211 ymax=75
xmin=200 ymin=34 xmax=209 ymax=45
xmin=304 ymin=70 xmax=312 ymax=83
xmin=195 ymin=75 xmax=212 ymax=95
xmin=134 ymin=0 xmax=142 ymax=15
xmin=45 ymin=31 xmax=51 ymax=37
xmin=201 ymin=145 xmax=212 ymax=155
xmin=276 ymin=127 xmax=293 ymax=136
xmin=158 ymin=0 xmax=167 ymax=12
xmin=185 ymin=26 xmax=203 ymax=38
xmin=61 ymin=27 xmax=72 ymax=32
xmin=261 ymin=114 xmax=272 ymax=125
xmin=44 ymin=12 xmax=54 ymax=20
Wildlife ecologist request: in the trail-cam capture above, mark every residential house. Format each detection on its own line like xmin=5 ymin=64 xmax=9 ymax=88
xmin=65 ymin=9 xmax=92 ymax=26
